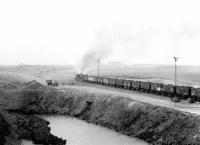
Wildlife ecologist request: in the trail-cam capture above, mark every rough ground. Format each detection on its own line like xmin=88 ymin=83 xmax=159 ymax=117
xmin=0 ymin=81 xmax=66 ymax=145
xmin=0 ymin=110 xmax=66 ymax=145
xmin=2 ymin=81 xmax=200 ymax=145
xmin=12 ymin=82 xmax=200 ymax=145
xmin=58 ymin=82 xmax=200 ymax=115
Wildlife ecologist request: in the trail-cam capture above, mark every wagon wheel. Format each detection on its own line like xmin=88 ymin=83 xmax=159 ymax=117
xmin=172 ymin=96 xmax=181 ymax=102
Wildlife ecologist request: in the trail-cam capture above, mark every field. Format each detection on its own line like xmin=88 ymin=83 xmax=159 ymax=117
xmin=0 ymin=65 xmax=76 ymax=85
xmin=0 ymin=63 xmax=200 ymax=87
xmin=86 ymin=62 xmax=200 ymax=87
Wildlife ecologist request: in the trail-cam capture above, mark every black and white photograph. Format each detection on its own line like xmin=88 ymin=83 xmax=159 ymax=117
xmin=1 ymin=0 xmax=200 ymax=145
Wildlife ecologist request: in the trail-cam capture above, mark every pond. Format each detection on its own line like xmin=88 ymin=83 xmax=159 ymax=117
xmin=22 ymin=116 xmax=149 ymax=145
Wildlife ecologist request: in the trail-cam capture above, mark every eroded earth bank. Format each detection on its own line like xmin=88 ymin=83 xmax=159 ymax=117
xmin=1 ymin=81 xmax=200 ymax=145
xmin=0 ymin=81 xmax=66 ymax=145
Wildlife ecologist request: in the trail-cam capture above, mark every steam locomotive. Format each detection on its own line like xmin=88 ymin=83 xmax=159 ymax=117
xmin=75 ymin=74 xmax=200 ymax=103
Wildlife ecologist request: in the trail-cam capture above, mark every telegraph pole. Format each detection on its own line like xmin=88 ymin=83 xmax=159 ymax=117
xmin=173 ymin=57 xmax=179 ymax=86
xmin=97 ymin=59 xmax=100 ymax=77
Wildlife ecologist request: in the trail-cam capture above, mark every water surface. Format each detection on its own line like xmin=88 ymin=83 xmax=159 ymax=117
xmin=22 ymin=116 xmax=149 ymax=145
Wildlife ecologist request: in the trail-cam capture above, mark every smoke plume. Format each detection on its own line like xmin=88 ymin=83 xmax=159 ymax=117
xmin=79 ymin=25 xmax=200 ymax=73
xmin=79 ymin=28 xmax=156 ymax=73
xmin=80 ymin=31 xmax=115 ymax=73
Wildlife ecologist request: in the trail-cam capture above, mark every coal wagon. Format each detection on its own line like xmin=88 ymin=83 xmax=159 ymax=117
xmin=116 ymin=79 xmax=124 ymax=88
xmin=191 ymin=88 xmax=200 ymax=102
xmin=140 ymin=82 xmax=151 ymax=93
xmin=131 ymin=81 xmax=141 ymax=91
xmin=162 ymin=84 xmax=174 ymax=97
xmin=123 ymin=80 xmax=132 ymax=89
xmin=175 ymin=86 xmax=191 ymax=99
xmin=151 ymin=83 xmax=164 ymax=95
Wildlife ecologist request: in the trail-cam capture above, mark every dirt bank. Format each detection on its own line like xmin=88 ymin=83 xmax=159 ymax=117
xmin=0 ymin=110 xmax=66 ymax=145
xmin=15 ymin=85 xmax=200 ymax=145
xmin=0 ymin=81 xmax=66 ymax=145
xmin=2 ymin=81 xmax=200 ymax=144
xmin=58 ymin=84 xmax=200 ymax=115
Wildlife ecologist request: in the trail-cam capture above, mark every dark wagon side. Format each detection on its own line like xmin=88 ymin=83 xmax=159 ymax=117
xmin=123 ymin=80 xmax=132 ymax=89
xmin=191 ymin=88 xmax=200 ymax=102
xmin=131 ymin=80 xmax=141 ymax=91
xmin=116 ymin=79 xmax=124 ymax=88
xmin=108 ymin=78 xmax=116 ymax=87
xmin=151 ymin=83 xmax=164 ymax=95
xmin=162 ymin=84 xmax=175 ymax=97
xmin=103 ymin=78 xmax=109 ymax=86
xmin=175 ymin=86 xmax=191 ymax=99
xmin=88 ymin=76 xmax=96 ymax=83
xmin=82 ymin=75 xmax=88 ymax=82
xmin=140 ymin=82 xmax=151 ymax=93
xmin=97 ymin=77 xmax=103 ymax=84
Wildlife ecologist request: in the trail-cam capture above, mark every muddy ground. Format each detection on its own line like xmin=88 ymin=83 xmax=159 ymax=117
xmin=12 ymin=82 xmax=200 ymax=145
xmin=1 ymin=80 xmax=200 ymax=145
xmin=0 ymin=81 xmax=66 ymax=145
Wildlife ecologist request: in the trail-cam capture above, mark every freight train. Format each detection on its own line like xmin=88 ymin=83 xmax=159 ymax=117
xmin=75 ymin=74 xmax=200 ymax=103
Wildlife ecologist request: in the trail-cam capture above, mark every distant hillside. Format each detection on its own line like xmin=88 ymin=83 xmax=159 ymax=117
xmin=0 ymin=65 xmax=76 ymax=84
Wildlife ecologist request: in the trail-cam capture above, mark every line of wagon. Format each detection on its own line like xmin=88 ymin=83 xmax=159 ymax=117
xmin=75 ymin=74 xmax=200 ymax=103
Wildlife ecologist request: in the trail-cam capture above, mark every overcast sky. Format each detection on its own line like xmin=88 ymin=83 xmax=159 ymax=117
xmin=0 ymin=0 xmax=200 ymax=65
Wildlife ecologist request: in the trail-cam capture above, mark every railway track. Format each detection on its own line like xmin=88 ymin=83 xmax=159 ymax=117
xmin=57 ymin=83 xmax=200 ymax=115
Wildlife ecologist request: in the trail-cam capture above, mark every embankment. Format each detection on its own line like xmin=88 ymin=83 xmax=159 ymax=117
xmin=0 ymin=81 xmax=66 ymax=145
xmin=0 ymin=110 xmax=66 ymax=145
xmin=16 ymin=86 xmax=200 ymax=145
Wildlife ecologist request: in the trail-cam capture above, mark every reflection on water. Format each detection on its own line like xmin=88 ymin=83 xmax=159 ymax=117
xmin=21 ymin=140 xmax=34 ymax=145
xmin=22 ymin=116 xmax=149 ymax=145
xmin=46 ymin=116 xmax=148 ymax=145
